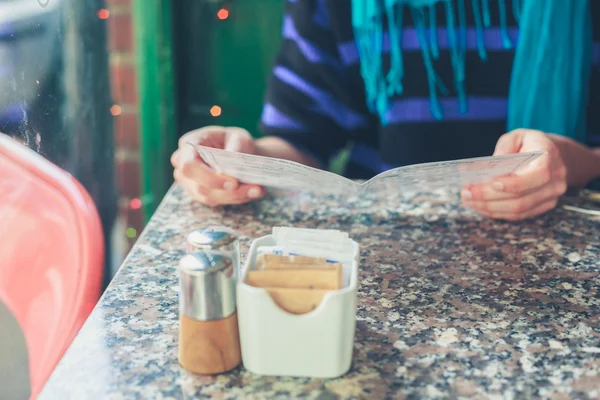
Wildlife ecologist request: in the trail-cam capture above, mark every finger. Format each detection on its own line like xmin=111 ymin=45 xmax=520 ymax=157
xmin=463 ymin=161 xmax=565 ymax=202
xmin=463 ymin=180 xmax=566 ymax=214
xmin=478 ymin=199 xmax=558 ymax=221
xmin=197 ymin=134 xmax=223 ymax=149
xmin=170 ymin=148 xmax=180 ymax=168
xmin=461 ymin=184 xmax=521 ymax=202
xmin=171 ymin=144 xmax=200 ymax=168
xmin=177 ymin=178 xmax=218 ymax=207
xmin=492 ymin=147 xmax=563 ymax=195
xmin=174 ymin=169 xmax=214 ymax=199
xmin=178 ymin=126 xmax=227 ymax=147
xmin=175 ymin=168 xmax=219 ymax=206
xmin=180 ymin=162 xmax=238 ymax=191
xmin=480 ymin=165 xmax=552 ymax=195
xmin=238 ymin=184 xmax=264 ymax=200
xmin=175 ymin=165 xmax=263 ymax=205
xmin=493 ymin=129 xmax=526 ymax=155
xmin=204 ymin=184 xmax=264 ymax=205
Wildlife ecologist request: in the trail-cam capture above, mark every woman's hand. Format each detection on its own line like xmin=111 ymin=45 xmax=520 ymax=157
xmin=171 ymin=126 xmax=265 ymax=207
xmin=461 ymin=129 xmax=568 ymax=221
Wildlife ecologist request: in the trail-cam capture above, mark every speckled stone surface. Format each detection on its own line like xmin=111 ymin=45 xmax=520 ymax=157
xmin=39 ymin=185 xmax=600 ymax=400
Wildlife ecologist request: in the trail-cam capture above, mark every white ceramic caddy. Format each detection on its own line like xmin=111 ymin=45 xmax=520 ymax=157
xmin=236 ymin=234 xmax=360 ymax=378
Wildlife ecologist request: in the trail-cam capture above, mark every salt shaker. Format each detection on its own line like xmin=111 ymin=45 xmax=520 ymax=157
xmin=187 ymin=226 xmax=240 ymax=277
xmin=178 ymin=251 xmax=241 ymax=375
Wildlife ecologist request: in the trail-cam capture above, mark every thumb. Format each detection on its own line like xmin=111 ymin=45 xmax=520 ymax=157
xmin=494 ymin=129 xmax=525 ymax=156
xmin=224 ymin=128 xmax=254 ymax=153
xmin=224 ymin=134 xmax=244 ymax=152
xmin=175 ymin=144 xmax=199 ymax=166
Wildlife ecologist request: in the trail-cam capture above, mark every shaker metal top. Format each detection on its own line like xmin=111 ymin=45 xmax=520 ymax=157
xmin=179 ymin=251 xmax=233 ymax=276
xmin=187 ymin=226 xmax=237 ymax=249
xmin=178 ymin=251 xmax=236 ymax=321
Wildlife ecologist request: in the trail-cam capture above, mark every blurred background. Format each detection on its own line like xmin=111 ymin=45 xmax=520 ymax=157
xmin=1 ymin=0 xmax=284 ymax=287
xmin=1 ymin=3 xmax=282 ymax=396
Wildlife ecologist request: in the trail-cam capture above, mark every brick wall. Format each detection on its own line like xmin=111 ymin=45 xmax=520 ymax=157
xmin=106 ymin=0 xmax=143 ymax=250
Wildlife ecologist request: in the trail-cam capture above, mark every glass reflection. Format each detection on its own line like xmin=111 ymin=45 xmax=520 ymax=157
xmin=1 ymin=0 xmax=116 ymax=283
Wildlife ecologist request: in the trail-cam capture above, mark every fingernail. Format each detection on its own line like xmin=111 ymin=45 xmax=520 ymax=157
xmin=461 ymin=189 xmax=472 ymax=201
xmin=492 ymin=181 xmax=504 ymax=192
xmin=223 ymin=181 xmax=236 ymax=191
xmin=247 ymin=187 xmax=261 ymax=199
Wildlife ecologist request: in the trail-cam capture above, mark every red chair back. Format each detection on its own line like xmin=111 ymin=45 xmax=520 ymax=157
xmin=0 ymin=133 xmax=104 ymax=399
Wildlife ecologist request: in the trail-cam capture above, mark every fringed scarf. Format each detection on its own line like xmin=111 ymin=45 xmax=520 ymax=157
xmin=352 ymin=0 xmax=592 ymax=142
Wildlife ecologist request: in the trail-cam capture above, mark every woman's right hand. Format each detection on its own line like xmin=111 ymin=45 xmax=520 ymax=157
xmin=171 ymin=126 xmax=265 ymax=207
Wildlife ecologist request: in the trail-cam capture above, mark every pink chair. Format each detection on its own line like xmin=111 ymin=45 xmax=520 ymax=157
xmin=0 ymin=133 xmax=104 ymax=399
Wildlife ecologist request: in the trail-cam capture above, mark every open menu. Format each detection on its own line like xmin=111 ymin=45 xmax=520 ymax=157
xmin=194 ymin=144 xmax=545 ymax=196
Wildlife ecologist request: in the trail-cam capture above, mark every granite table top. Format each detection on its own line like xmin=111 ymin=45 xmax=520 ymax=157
xmin=39 ymin=185 xmax=600 ymax=400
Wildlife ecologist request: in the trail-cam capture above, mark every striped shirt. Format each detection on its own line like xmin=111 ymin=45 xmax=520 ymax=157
xmin=259 ymin=0 xmax=600 ymax=179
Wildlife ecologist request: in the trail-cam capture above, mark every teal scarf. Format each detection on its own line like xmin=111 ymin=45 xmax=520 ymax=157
xmin=352 ymin=0 xmax=592 ymax=142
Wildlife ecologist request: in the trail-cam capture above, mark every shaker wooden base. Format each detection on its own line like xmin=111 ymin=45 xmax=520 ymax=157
xmin=178 ymin=312 xmax=241 ymax=375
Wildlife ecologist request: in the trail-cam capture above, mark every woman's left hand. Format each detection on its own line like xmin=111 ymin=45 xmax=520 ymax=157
xmin=461 ymin=129 xmax=567 ymax=221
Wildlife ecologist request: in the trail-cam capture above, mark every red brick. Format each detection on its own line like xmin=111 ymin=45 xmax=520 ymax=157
xmin=116 ymin=159 xmax=141 ymax=199
xmin=110 ymin=63 xmax=138 ymax=104
xmin=106 ymin=0 xmax=131 ymax=6
xmin=107 ymin=13 xmax=133 ymax=53
xmin=114 ymin=112 xmax=140 ymax=151
xmin=120 ymin=204 xmax=143 ymax=231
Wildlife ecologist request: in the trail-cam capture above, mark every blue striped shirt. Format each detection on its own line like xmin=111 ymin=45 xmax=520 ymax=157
xmin=260 ymin=0 xmax=600 ymax=178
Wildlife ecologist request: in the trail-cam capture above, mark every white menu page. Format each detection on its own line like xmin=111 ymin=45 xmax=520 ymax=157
xmin=194 ymin=144 xmax=544 ymax=196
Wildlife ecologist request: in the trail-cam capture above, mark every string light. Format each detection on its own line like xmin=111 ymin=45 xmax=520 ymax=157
xmin=97 ymin=9 xmax=110 ymax=19
xmin=210 ymin=105 xmax=222 ymax=117
xmin=129 ymin=198 xmax=142 ymax=210
xmin=126 ymin=227 xmax=137 ymax=238
xmin=110 ymin=105 xmax=122 ymax=116
xmin=217 ymin=8 xmax=229 ymax=20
